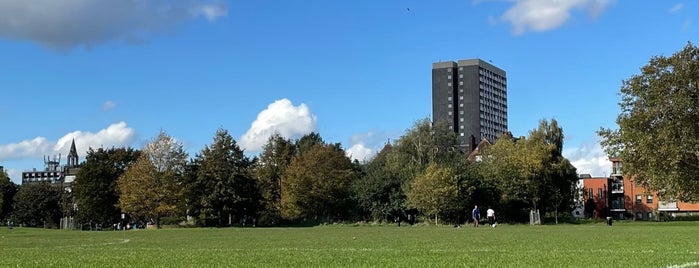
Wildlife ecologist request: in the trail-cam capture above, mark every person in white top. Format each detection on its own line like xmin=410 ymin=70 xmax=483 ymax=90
xmin=486 ymin=208 xmax=496 ymax=227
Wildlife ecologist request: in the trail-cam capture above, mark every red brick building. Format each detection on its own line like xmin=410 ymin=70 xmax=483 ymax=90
xmin=580 ymin=158 xmax=699 ymax=220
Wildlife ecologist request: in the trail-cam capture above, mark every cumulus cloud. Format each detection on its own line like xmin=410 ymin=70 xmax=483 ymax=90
xmin=0 ymin=121 xmax=137 ymax=161
xmin=346 ymin=143 xmax=374 ymax=163
xmin=498 ymin=0 xmax=613 ymax=35
xmin=669 ymin=3 xmax=684 ymax=13
xmin=0 ymin=0 xmax=228 ymax=50
xmin=563 ymin=139 xmax=612 ymax=177
xmin=239 ymin=99 xmax=317 ymax=152
xmin=345 ymin=131 xmax=395 ymax=163
xmin=102 ymin=100 xmax=116 ymax=111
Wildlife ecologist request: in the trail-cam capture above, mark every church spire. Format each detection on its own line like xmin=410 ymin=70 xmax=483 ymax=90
xmin=67 ymin=139 xmax=78 ymax=167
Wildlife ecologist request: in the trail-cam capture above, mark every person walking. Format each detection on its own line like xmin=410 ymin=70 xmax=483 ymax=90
xmin=486 ymin=207 xmax=496 ymax=227
xmin=472 ymin=205 xmax=480 ymax=227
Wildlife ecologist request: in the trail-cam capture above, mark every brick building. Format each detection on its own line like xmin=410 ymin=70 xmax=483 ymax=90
xmin=580 ymin=158 xmax=699 ymax=220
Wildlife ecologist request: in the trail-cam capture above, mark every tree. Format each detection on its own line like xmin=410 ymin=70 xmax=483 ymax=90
xmin=281 ymin=143 xmax=357 ymax=222
xmin=477 ymin=119 xmax=578 ymax=223
xmin=12 ymin=183 xmax=62 ymax=227
xmin=254 ymin=133 xmax=295 ymax=225
xmin=407 ymin=163 xmax=461 ymax=225
xmin=528 ymin=119 xmax=578 ymax=222
xmin=352 ymin=143 xmax=407 ymax=222
xmin=353 ymin=118 xmax=462 ymax=224
xmin=0 ymin=170 xmax=18 ymax=222
xmin=192 ymin=129 xmax=257 ymax=226
xmin=118 ymin=131 xmax=188 ymax=228
xmin=74 ymin=147 xmax=140 ymax=226
xmin=599 ymin=42 xmax=699 ymax=201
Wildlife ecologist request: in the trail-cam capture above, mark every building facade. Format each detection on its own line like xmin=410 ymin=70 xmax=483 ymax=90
xmin=432 ymin=59 xmax=507 ymax=152
xmin=21 ymin=139 xmax=80 ymax=228
xmin=579 ymin=158 xmax=699 ymax=220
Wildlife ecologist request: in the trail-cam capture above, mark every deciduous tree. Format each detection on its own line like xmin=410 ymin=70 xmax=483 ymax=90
xmin=74 ymin=147 xmax=140 ymax=226
xmin=118 ymin=131 xmax=188 ymax=228
xmin=407 ymin=163 xmax=460 ymax=225
xmin=12 ymin=183 xmax=62 ymax=227
xmin=599 ymin=42 xmax=699 ymax=201
xmin=0 ymin=170 xmax=18 ymax=221
xmin=281 ymin=143 xmax=357 ymax=222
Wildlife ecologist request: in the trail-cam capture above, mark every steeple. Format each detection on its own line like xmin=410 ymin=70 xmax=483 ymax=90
xmin=67 ymin=139 xmax=79 ymax=167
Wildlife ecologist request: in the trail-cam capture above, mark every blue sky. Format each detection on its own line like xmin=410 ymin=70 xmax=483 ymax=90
xmin=0 ymin=0 xmax=696 ymax=184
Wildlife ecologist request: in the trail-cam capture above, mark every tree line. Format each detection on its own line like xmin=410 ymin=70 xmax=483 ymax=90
xmin=4 ymin=43 xmax=698 ymax=228
xmin=0 ymin=118 xmax=579 ymax=228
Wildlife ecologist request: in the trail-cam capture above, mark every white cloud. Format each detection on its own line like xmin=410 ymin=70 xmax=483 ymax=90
xmin=0 ymin=121 xmax=137 ymax=161
xmin=102 ymin=100 xmax=116 ymax=111
xmin=499 ymin=0 xmax=613 ymax=35
xmin=0 ymin=0 xmax=228 ymax=50
xmin=0 ymin=137 xmax=53 ymax=161
xmin=190 ymin=4 xmax=228 ymax=21
xmin=344 ymin=131 xmax=396 ymax=163
xmin=346 ymin=143 xmax=374 ymax=163
xmin=563 ymin=139 xmax=612 ymax=177
xmin=239 ymin=99 xmax=318 ymax=153
xmin=669 ymin=3 xmax=684 ymax=13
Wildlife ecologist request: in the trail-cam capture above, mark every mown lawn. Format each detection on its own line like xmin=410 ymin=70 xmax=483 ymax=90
xmin=0 ymin=221 xmax=697 ymax=267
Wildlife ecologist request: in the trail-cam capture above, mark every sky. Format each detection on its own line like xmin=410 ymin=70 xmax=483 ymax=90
xmin=1 ymin=0 xmax=697 ymax=184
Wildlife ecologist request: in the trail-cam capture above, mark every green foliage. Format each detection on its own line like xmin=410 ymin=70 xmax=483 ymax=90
xmin=253 ymin=133 xmax=295 ymax=225
xmin=406 ymin=163 xmax=461 ymax=224
xmin=281 ymin=143 xmax=358 ymax=222
xmin=351 ymin=144 xmax=407 ymax=222
xmin=2 ymin=223 xmax=699 ymax=267
xmin=118 ymin=131 xmax=188 ymax=228
xmin=191 ymin=129 xmax=257 ymax=226
xmin=12 ymin=183 xmax=62 ymax=227
xmin=74 ymin=147 xmax=140 ymax=226
xmin=599 ymin=42 xmax=699 ymax=202
xmin=477 ymin=119 xmax=578 ymax=222
xmin=0 ymin=170 xmax=18 ymax=221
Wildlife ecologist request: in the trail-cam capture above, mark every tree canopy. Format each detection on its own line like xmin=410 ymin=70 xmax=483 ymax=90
xmin=74 ymin=147 xmax=140 ymax=226
xmin=12 ymin=183 xmax=62 ymax=227
xmin=118 ymin=131 xmax=188 ymax=227
xmin=281 ymin=142 xmax=357 ymax=222
xmin=599 ymin=42 xmax=699 ymax=202
xmin=191 ymin=128 xmax=257 ymax=226
xmin=0 ymin=170 xmax=18 ymax=221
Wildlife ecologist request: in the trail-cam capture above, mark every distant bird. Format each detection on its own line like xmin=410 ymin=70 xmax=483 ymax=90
xmin=407 ymin=7 xmax=410 ymax=11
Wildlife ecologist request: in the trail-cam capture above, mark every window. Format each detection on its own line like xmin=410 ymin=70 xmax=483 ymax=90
xmin=635 ymin=195 xmax=642 ymax=204
xmin=459 ymin=81 xmax=463 ymax=85
xmin=646 ymin=195 xmax=653 ymax=204
xmin=459 ymin=74 xmax=463 ymax=78
xmin=636 ymin=212 xmax=643 ymax=220
xmin=447 ymin=82 xmax=452 ymax=87
xmin=448 ymin=96 xmax=452 ymax=101
xmin=448 ymin=111 xmax=452 ymax=115
xmin=448 ymin=104 xmax=452 ymax=108
xmin=598 ymin=188 xmax=603 ymax=200
xmin=587 ymin=188 xmax=593 ymax=199
xmin=648 ymin=212 xmax=654 ymax=220
xmin=448 ymin=75 xmax=452 ymax=79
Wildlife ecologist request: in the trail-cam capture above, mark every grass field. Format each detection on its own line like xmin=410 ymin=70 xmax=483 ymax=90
xmin=1 ymin=221 xmax=698 ymax=267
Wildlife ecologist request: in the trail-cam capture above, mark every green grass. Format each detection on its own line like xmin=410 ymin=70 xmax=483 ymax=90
xmin=1 ymin=221 xmax=698 ymax=267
